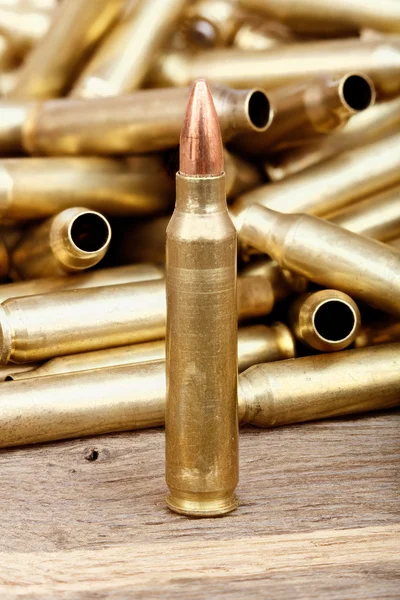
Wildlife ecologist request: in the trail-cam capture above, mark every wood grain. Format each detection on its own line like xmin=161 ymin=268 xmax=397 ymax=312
xmin=0 ymin=411 xmax=399 ymax=599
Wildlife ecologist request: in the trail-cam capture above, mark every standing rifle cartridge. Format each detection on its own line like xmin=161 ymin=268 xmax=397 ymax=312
xmin=19 ymin=86 xmax=271 ymax=156
xmin=8 ymin=324 xmax=295 ymax=381
xmin=0 ymin=156 xmax=174 ymax=221
xmin=165 ymin=80 xmax=238 ymax=516
xmin=10 ymin=207 xmax=111 ymax=280
xmin=230 ymin=73 xmax=375 ymax=156
xmin=355 ymin=318 xmax=400 ymax=348
xmin=9 ymin=0 xmax=125 ymax=99
xmin=149 ymin=38 xmax=400 ymax=98
xmin=71 ymin=0 xmax=187 ymax=98
xmin=239 ymin=204 xmax=400 ymax=317
xmin=0 ymin=344 xmax=398 ymax=449
xmin=288 ymin=289 xmax=361 ymax=352
xmin=232 ymin=130 xmax=400 ymax=218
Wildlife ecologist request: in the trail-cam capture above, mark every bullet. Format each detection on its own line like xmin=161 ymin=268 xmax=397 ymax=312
xmin=149 ymin=38 xmax=400 ymax=98
xmin=0 ymin=156 xmax=174 ymax=221
xmin=0 ymin=344 xmax=398 ymax=448
xmin=266 ymin=96 xmax=400 ymax=181
xmin=330 ymin=186 xmax=400 ymax=242
xmin=239 ymin=204 xmax=400 ymax=317
xmin=8 ymin=323 xmax=296 ymax=381
xmin=165 ymin=80 xmax=238 ymax=516
xmin=355 ymin=318 xmax=400 ymax=348
xmin=71 ymin=0 xmax=187 ymax=98
xmin=20 ymin=86 xmax=271 ymax=156
xmin=232 ymin=131 xmax=400 ymax=218
xmin=9 ymin=0 xmax=125 ymax=99
xmin=0 ymin=4 xmax=52 ymax=58
xmin=231 ymin=73 xmax=375 ymax=157
xmin=0 ymin=275 xmax=276 ymax=363
xmin=288 ymin=289 xmax=361 ymax=352
xmin=233 ymin=19 xmax=294 ymax=51
xmin=0 ymin=263 xmax=164 ymax=303
xmin=181 ymin=0 xmax=246 ymax=48
xmin=10 ymin=207 xmax=111 ymax=280
xmin=241 ymin=258 xmax=308 ymax=301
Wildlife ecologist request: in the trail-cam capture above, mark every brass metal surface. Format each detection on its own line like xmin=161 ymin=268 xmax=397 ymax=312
xmin=233 ymin=19 xmax=293 ymax=51
xmin=241 ymin=258 xmax=308 ymax=300
xmin=0 ymin=33 xmax=14 ymax=70
xmin=239 ymin=205 xmax=400 ymax=317
xmin=0 ymin=156 xmax=174 ymax=220
xmin=182 ymin=0 xmax=245 ymax=48
xmin=288 ymin=289 xmax=361 ymax=352
xmin=10 ymin=207 xmax=111 ymax=279
xmin=0 ymin=100 xmax=37 ymax=154
xmin=0 ymin=361 xmax=40 ymax=382
xmin=0 ymin=4 xmax=52 ymax=57
xmin=71 ymin=0 xmax=187 ymax=98
xmin=355 ymin=318 xmax=400 ymax=348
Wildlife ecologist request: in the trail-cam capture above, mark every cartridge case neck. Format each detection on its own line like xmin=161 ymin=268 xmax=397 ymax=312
xmin=175 ymin=172 xmax=226 ymax=213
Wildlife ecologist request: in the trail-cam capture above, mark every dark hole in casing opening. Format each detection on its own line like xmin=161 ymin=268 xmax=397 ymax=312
xmin=248 ymin=90 xmax=271 ymax=130
xmin=343 ymin=75 xmax=373 ymax=111
xmin=71 ymin=213 xmax=109 ymax=253
xmin=314 ymin=300 xmax=355 ymax=342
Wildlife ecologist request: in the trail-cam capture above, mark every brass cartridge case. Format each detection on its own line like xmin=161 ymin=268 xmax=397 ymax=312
xmin=241 ymin=258 xmax=308 ymax=301
xmin=231 ymin=74 xmax=375 ymax=157
xmin=288 ymin=289 xmax=361 ymax=352
xmin=1 ymin=344 xmax=399 ymax=448
xmin=0 ymin=156 xmax=174 ymax=221
xmin=0 ymin=275 xmax=275 ymax=363
xmin=239 ymin=344 xmax=400 ymax=428
xmin=9 ymin=324 xmax=295 ymax=381
xmin=0 ymin=234 xmax=9 ymax=278
xmin=0 ymin=100 xmax=37 ymax=154
xmin=233 ymin=19 xmax=294 ymax=51
xmin=0 ymin=5 xmax=51 ymax=57
xmin=10 ymin=207 xmax=112 ymax=280
xmin=239 ymin=204 xmax=400 ymax=317
xmin=21 ymin=86 xmax=271 ymax=156
xmin=390 ymin=237 xmax=400 ymax=251
xmin=150 ymin=38 xmax=400 ymax=98
xmin=71 ymin=0 xmax=187 ymax=98
xmin=9 ymin=0 xmax=124 ymax=99
xmin=0 ymin=263 xmax=164 ymax=303
xmin=330 ymin=186 xmax=400 ymax=242
xmin=355 ymin=318 xmax=400 ymax=348
xmin=232 ymin=131 xmax=400 ymax=218
xmin=266 ymin=96 xmax=400 ymax=181
xmin=182 ymin=0 xmax=245 ymax=48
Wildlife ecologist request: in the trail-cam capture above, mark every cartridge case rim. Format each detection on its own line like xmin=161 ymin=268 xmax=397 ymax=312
xmin=166 ymin=492 xmax=238 ymax=517
xmin=311 ymin=297 xmax=359 ymax=351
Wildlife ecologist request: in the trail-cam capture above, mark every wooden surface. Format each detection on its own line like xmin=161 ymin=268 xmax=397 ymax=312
xmin=0 ymin=410 xmax=399 ymax=599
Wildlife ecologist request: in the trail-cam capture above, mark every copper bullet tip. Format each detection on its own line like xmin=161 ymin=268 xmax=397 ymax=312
xmin=180 ymin=79 xmax=224 ymax=176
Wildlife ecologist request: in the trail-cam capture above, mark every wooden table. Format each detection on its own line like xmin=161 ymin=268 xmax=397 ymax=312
xmin=1 ymin=411 xmax=399 ymax=599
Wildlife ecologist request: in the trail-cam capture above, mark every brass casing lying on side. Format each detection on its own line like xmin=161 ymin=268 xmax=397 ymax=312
xmin=165 ymin=173 xmax=238 ymax=516
xmin=0 ymin=156 xmax=174 ymax=220
xmin=239 ymin=205 xmax=400 ymax=317
xmin=182 ymin=0 xmax=245 ymax=48
xmin=10 ymin=207 xmax=112 ymax=279
xmin=266 ymin=96 xmax=400 ymax=181
xmin=0 ymin=101 xmax=38 ymax=155
xmin=288 ymin=289 xmax=361 ymax=352
xmin=330 ymin=186 xmax=400 ymax=242
xmin=0 ymin=5 xmax=52 ymax=57
xmin=0 ymin=344 xmax=398 ymax=448
xmin=355 ymin=319 xmax=400 ymax=348
xmin=0 ymin=33 xmax=14 ymax=69
xmin=9 ymin=0 xmax=124 ymax=99
xmin=231 ymin=74 xmax=375 ymax=156
xmin=233 ymin=19 xmax=293 ymax=51
xmin=232 ymin=131 xmax=400 ymax=218
xmin=241 ymin=258 xmax=308 ymax=301
xmin=71 ymin=0 xmax=187 ymax=98
xmin=389 ymin=237 xmax=400 ymax=251
xmin=150 ymin=39 xmax=400 ymax=98
xmin=0 ymin=274 xmax=276 ymax=363
xmin=0 ymin=263 xmax=164 ymax=303
xmin=20 ymin=86 xmax=271 ymax=156
xmin=9 ymin=323 xmax=296 ymax=381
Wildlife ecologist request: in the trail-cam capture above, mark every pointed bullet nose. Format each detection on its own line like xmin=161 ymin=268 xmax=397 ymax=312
xmin=180 ymin=79 xmax=224 ymax=176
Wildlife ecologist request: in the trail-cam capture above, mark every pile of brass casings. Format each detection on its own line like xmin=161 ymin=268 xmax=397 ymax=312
xmin=0 ymin=0 xmax=399 ymax=515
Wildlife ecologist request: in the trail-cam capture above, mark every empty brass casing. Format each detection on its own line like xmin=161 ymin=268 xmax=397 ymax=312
xmin=239 ymin=344 xmax=400 ymax=427
xmin=237 ymin=0 xmax=400 ymax=35
xmin=0 ymin=234 xmax=9 ymax=279
xmin=71 ymin=0 xmax=186 ymax=98
xmin=0 ymin=33 xmax=13 ymax=70
xmin=233 ymin=19 xmax=293 ymax=51
xmin=0 ymin=275 xmax=275 ymax=363
xmin=10 ymin=207 xmax=111 ymax=279
xmin=232 ymin=131 xmax=400 ymax=218
xmin=288 ymin=289 xmax=361 ymax=352
xmin=241 ymin=258 xmax=308 ymax=301
xmin=239 ymin=205 xmax=400 ymax=317
xmin=9 ymin=323 xmax=296 ymax=381
xmin=0 ymin=156 xmax=174 ymax=221
xmin=0 ymin=362 xmax=40 ymax=382
xmin=1 ymin=344 xmax=398 ymax=448
xmin=21 ymin=86 xmax=271 ymax=156
xmin=231 ymin=74 xmax=375 ymax=157
xmin=150 ymin=38 xmax=400 ymax=98
xmin=0 ymin=263 xmax=164 ymax=303
xmin=330 ymin=186 xmax=400 ymax=242
xmin=0 ymin=100 xmax=37 ymax=154
xmin=355 ymin=318 xmax=400 ymax=348
xmin=266 ymin=96 xmax=400 ymax=181
xmin=0 ymin=5 xmax=52 ymax=58
xmin=182 ymin=0 xmax=245 ymax=48
xmin=9 ymin=0 xmax=124 ymax=99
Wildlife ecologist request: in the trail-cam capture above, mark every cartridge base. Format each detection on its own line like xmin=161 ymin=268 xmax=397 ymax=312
xmin=166 ymin=491 xmax=238 ymax=517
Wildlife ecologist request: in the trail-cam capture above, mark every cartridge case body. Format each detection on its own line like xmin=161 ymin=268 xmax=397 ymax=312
xmin=288 ymin=289 xmax=361 ymax=352
xmin=355 ymin=318 xmax=400 ymax=348
xmin=0 ymin=100 xmax=37 ymax=155
xmin=241 ymin=258 xmax=308 ymax=300
xmin=239 ymin=205 xmax=400 ymax=317
xmin=182 ymin=0 xmax=245 ymax=48
xmin=166 ymin=173 xmax=238 ymax=516
xmin=71 ymin=0 xmax=187 ymax=98
xmin=0 ymin=5 xmax=51 ymax=57
xmin=0 ymin=156 xmax=174 ymax=221
xmin=10 ymin=0 xmax=125 ymax=99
